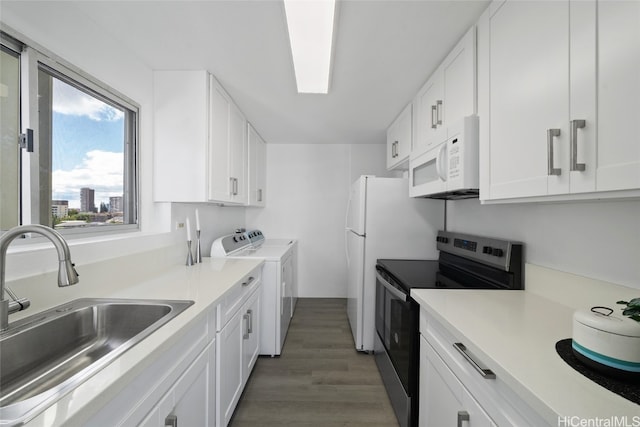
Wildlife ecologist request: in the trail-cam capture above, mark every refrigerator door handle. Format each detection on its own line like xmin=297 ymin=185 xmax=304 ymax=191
xmin=345 ymin=229 xmax=351 ymax=267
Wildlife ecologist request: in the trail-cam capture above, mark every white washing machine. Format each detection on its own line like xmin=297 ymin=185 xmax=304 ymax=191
xmin=211 ymin=230 xmax=298 ymax=356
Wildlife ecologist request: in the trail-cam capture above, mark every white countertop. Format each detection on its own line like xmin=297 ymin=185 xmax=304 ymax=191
xmin=411 ymin=288 xmax=639 ymax=425
xmin=20 ymin=257 xmax=263 ymax=427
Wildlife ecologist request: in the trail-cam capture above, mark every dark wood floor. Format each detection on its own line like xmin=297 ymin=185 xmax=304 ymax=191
xmin=229 ymin=298 xmax=399 ymax=427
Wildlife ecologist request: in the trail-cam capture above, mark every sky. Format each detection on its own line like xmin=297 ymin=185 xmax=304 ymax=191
xmin=50 ymin=78 xmax=125 ymax=210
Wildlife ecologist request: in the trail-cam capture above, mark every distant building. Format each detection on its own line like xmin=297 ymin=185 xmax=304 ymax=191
xmin=80 ymin=188 xmax=95 ymax=213
xmin=109 ymin=196 xmax=123 ymax=213
xmin=51 ymin=200 xmax=69 ymax=218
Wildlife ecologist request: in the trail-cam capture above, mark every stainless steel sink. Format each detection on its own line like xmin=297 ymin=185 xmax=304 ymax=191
xmin=0 ymin=298 xmax=194 ymax=425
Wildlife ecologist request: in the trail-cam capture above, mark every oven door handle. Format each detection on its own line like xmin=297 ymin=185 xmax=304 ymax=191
xmin=376 ymin=271 xmax=408 ymax=302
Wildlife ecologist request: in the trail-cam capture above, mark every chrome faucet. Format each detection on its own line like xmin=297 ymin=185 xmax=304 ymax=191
xmin=0 ymin=224 xmax=79 ymax=331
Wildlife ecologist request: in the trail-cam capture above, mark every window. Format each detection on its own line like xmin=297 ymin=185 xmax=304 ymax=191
xmin=0 ymin=32 xmax=138 ymax=233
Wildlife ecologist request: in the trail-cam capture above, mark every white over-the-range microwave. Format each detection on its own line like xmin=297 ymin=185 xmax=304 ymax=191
xmin=409 ymin=115 xmax=479 ymax=199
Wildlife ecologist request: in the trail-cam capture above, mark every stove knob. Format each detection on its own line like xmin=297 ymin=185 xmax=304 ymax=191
xmin=493 ymin=248 xmax=504 ymax=257
xmin=482 ymin=246 xmax=492 ymax=254
xmin=233 ymin=236 xmax=238 ymax=242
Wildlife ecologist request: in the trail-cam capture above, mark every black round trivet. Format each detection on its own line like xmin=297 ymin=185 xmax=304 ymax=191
xmin=556 ymin=338 xmax=640 ymax=405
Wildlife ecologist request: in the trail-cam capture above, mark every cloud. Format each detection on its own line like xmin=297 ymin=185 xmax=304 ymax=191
xmin=52 ymin=150 xmax=124 ymax=209
xmin=53 ymin=78 xmax=124 ymax=122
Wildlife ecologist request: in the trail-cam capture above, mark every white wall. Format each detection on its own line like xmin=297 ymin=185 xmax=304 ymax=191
xmin=447 ymin=199 xmax=640 ymax=290
xmin=246 ymin=143 xmax=390 ymax=297
xmin=171 ymin=203 xmax=246 ymax=258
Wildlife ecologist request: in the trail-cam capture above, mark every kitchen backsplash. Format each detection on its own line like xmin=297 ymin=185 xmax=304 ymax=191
xmin=448 ymin=198 xmax=640 ymax=290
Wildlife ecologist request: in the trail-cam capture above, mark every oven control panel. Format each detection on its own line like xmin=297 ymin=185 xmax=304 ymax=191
xmin=435 ymin=230 xmax=522 ymax=273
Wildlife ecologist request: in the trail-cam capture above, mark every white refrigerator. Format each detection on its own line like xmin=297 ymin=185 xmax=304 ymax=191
xmin=345 ymin=176 xmax=444 ymax=352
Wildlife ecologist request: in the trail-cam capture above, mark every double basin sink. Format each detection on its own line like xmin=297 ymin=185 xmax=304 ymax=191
xmin=0 ymin=298 xmax=193 ymax=425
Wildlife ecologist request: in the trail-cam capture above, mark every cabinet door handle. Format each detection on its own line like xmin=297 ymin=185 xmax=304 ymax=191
xmin=247 ymin=308 xmax=253 ymax=334
xmin=243 ymin=313 xmax=250 ymax=339
xmin=258 ymin=188 xmax=263 ymax=202
xmin=457 ymin=411 xmax=469 ymax=427
xmin=436 ymin=100 xmax=443 ymax=126
xmin=229 ymin=177 xmax=235 ymax=195
xmin=453 ymin=342 xmax=496 ymax=379
xmin=234 ymin=178 xmax=239 ymax=195
xmin=165 ymin=415 xmax=178 ymax=427
xmin=242 ymin=276 xmax=255 ymax=286
xmin=431 ymin=105 xmax=437 ymax=129
xmin=547 ymin=128 xmax=562 ymax=176
xmin=570 ymin=119 xmax=586 ymax=172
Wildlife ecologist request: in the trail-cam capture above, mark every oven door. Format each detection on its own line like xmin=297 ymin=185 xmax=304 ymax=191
xmin=375 ymin=269 xmax=416 ymax=395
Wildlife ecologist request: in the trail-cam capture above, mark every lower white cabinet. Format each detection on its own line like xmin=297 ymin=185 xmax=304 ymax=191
xmin=217 ymin=306 xmax=244 ymax=426
xmin=242 ymin=285 xmax=261 ymax=384
xmin=420 ymin=335 xmax=495 ymax=427
xmin=217 ymin=272 xmax=262 ymax=427
xmin=139 ymin=340 xmax=215 ymax=427
xmin=419 ymin=308 xmax=549 ymax=426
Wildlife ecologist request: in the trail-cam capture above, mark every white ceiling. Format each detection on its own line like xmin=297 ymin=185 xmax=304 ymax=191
xmin=7 ymin=0 xmax=490 ymax=145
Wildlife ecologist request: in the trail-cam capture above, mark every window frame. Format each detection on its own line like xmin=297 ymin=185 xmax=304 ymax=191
xmin=1 ymin=28 xmax=140 ymax=236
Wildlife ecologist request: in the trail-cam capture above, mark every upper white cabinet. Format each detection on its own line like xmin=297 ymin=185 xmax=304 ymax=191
xmin=153 ymin=70 xmax=248 ymax=205
xmin=413 ymin=26 xmax=476 ymax=155
xmin=386 ymin=103 xmax=412 ymax=170
xmin=248 ymin=123 xmax=267 ymax=207
xmin=479 ymin=0 xmax=640 ymax=202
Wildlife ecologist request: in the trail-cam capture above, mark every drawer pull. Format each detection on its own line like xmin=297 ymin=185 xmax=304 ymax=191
xmin=165 ymin=415 xmax=178 ymax=427
xmin=457 ymin=410 xmax=469 ymax=427
xmin=242 ymin=276 xmax=255 ymax=286
xmin=453 ymin=342 xmax=496 ymax=379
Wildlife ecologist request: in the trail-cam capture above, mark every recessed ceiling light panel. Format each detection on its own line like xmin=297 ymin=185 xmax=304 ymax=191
xmin=284 ymin=0 xmax=336 ymax=94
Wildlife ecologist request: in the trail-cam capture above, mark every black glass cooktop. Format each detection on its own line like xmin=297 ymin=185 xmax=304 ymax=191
xmin=377 ymin=254 xmax=516 ymax=293
xmin=377 ymin=259 xmax=442 ymax=291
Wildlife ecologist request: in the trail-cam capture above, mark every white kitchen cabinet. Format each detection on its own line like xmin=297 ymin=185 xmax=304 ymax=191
xmin=420 ymin=336 xmax=495 ymax=427
xmin=209 ymin=77 xmax=248 ymax=204
xmin=216 ymin=271 xmax=262 ymax=427
xmin=479 ymin=0 xmax=640 ymax=202
xmin=386 ymin=103 xmax=412 ymax=170
xmin=88 ymin=309 xmax=215 ymax=427
xmin=153 ymin=70 xmax=248 ymax=204
xmin=242 ymin=284 xmax=261 ymax=384
xmin=419 ymin=308 xmax=549 ymax=426
xmin=248 ymin=123 xmax=267 ymax=207
xmin=139 ymin=341 xmax=215 ymax=427
xmin=217 ymin=304 xmax=244 ymax=427
xmin=413 ymin=26 xmax=476 ymax=155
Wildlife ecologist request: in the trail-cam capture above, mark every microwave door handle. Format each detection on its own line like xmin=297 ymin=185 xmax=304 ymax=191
xmin=435 ymin=143 xmax=448 ymax=181
xmin=375 ymin=271 xmax=408 ymax=302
